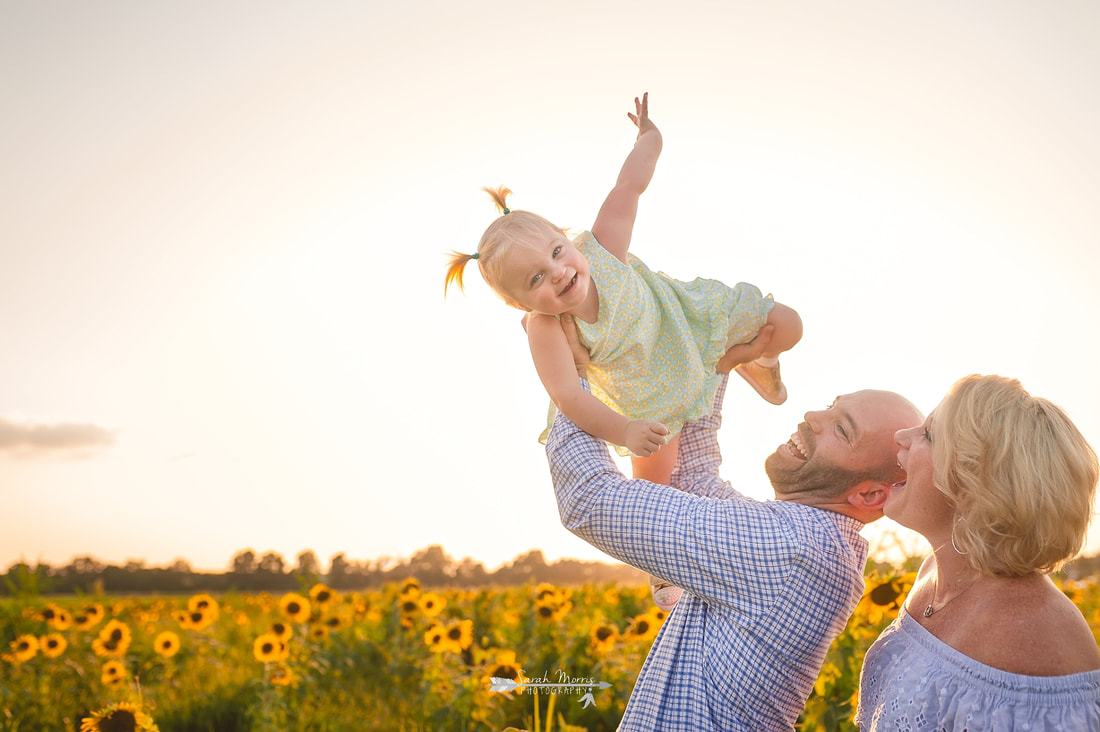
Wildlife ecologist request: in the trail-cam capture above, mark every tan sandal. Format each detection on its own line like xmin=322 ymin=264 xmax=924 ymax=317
xmin=735 ymin=361 xmax=788 ymax=405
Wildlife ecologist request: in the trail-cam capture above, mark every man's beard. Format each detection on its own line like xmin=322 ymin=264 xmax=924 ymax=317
xmin=764 ymin=451 xmax=879 ymax=499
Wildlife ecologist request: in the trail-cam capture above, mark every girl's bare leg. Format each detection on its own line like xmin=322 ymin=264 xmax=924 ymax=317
xmin=732 ymin=302 xmax=802 ymax=405
xmin=630 ymin=431 xmax=681 ymax=486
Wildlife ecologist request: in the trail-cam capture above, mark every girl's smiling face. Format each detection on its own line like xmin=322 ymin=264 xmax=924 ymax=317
xmin=499 ymin=232 xmax=591 ymax=316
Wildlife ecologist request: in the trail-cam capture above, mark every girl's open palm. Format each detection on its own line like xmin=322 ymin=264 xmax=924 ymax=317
xmin=627 ymin=92 xmax=656 ymax=138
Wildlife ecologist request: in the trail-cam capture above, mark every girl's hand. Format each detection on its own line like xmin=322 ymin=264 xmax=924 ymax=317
xmin=625 ymin=419 xmax=670 ymax=457
xmin=627 ymin=92 xmax=657 ymax=139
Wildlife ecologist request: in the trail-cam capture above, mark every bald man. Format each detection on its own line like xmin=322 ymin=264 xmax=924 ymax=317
xmin=546 ymin=323 xmax=922 ymax=730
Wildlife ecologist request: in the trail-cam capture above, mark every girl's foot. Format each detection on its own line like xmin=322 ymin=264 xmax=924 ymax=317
xmin=735 ymin=360 xmax=787 ymax=405
xmin=650 ymin=576 xmax=683 ymax=612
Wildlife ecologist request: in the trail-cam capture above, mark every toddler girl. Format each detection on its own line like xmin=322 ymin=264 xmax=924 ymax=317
xmin=445 ymin=94 xmax=803 ymax=610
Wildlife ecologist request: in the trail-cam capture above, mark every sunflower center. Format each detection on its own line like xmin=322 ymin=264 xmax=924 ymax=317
xmin=491 ymin=665 xmax=518 ymax=680
xmin=98 ymin=709 xmax=138 ymax=732
xmin=870 ymin=582 xmax=901 ymax=607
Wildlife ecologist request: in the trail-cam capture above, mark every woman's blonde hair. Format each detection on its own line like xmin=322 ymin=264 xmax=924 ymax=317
xmin=444 ymin=186 xmax=568 ymax=310
xmin=933 ymin=374 xmax=1098 ymax=576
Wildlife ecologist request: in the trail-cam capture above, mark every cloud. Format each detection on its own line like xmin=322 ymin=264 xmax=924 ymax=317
xmin=0 ymin=417 xmax=116 ymax=457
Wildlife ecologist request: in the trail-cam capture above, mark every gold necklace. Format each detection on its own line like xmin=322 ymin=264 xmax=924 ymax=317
xmin=923 ymin=573 xmax=982 ymax=617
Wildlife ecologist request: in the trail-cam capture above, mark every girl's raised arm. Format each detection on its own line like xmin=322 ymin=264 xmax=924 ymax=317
xmin=527 ymin=313 xmax=668 ymax=457
xmin=591 ymin=92 xmax=663 ymax=264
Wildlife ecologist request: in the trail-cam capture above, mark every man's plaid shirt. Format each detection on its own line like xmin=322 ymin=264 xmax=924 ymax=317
xmin=546 ymin=377 xmax=869 ymax=730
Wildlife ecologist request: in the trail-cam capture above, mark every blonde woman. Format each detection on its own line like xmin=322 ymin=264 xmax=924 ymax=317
xmin=857 ymin=374 xmax=1100 ymax=729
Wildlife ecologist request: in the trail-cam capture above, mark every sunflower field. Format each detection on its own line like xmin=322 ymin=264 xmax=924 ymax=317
xmin=3 ymin=570 xmax=1100 ymax=732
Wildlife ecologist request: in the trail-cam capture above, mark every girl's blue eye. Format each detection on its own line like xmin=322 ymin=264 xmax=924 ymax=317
xmin=553 ymin=246 xmax=562 ymax=257
xmin=531 ymin=273 xmax=542 ymax=286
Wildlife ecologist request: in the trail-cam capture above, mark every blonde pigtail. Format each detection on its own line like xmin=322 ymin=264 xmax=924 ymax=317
xmin=443 ymin=185 xmax=516 ymax=299
xmin=482 ymin=185 xmax=513 ymax=215
xmin=444 ymin=250 xmax=478 ymax=297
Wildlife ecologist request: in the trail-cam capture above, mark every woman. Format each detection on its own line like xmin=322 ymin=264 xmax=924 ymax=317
xmin=856 ymin=374 xmax=1100 ymax=730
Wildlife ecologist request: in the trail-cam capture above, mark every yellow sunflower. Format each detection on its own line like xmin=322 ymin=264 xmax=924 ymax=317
xmin=46 ymin=606 xmax=73 ymax=631
xmin=269 ymin=662 xmax=294 ymax=686
xmin=398 ymin=594 xmax=421 ymax=618
xmin=269 ymin=620 xmax=293 ymax=641
xmin=278 ymin=593 xmax=311 ymax=624
xmin=589 ymin=624 xmax=619 ymax=654
xmin=309 ymin=583 xmax=337 ymax=607
xmin=184 ymin=607 xmax=216 ymax=632
xmin=423 ymin=623 xmax=446 ymax=653
xmin=534 ymin=582 xmax=557 ymax=602
xmin=482 ymin=649 xmax=526 ymax=692
xmin=37 ymin=603 xmax=66 ymax=629
xmin=10 ymin=634 xmax=38 ymax=663
xmin=92 ymin=620 xmax=132 ymax=658
xmin=624 ymin=612 xmax=662 ymax=643
xmin=173 ymin=610 xmax=192 ymax=630
xmin=39 ymin=633 xmax=67 ymax=659
xmin=399 ymin=578 xmax=420 ymax=596
xmin=856 ymin=572 xmax=917 ymax=625
xmin=80 ymin=700 xmax=159 ymax=732
xmin=187 ymin=593 xmax=220 ymax=620
xmin=534 ymin=596 xmax=573 ymax=623
xmin=153 ymin=631 xmax=180 ymax=658
xmin=73 ymin=603 xmax=105 ymax=630
xmin=308 ymin=623 xmax=330 ymax=642
xmin=100 ymin=659 xmax=127 ymax=686
xmin=253 ymin=633 xmax=290 ymax=663
xmin=441 ymin=619 xmax=473 ymax=653
xmin=418 ymin=592 xmax=446 ymax=617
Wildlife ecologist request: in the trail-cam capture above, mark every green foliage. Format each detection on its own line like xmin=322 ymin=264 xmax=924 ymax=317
xmin=2 ymin=573 xmax=1099 ymax=731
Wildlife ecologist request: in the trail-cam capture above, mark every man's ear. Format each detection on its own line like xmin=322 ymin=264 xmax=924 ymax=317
xmin=848 ymin=480 xmax=889 ymax=512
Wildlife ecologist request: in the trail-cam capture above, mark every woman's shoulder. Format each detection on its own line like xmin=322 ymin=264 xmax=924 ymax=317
xmin=955 ymin=574 xmax=1100 ymax=676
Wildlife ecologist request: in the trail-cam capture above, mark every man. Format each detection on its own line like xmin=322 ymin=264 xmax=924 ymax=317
xmin=546 ymin=323 xmax=923 ymax=730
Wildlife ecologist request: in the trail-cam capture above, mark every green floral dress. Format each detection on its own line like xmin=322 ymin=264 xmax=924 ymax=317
xmin=540 ymin=231 xmax=773 ymax=454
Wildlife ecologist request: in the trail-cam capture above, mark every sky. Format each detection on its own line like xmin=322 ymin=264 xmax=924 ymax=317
xmin=2 ymin=1 xmax=1098 ymax=574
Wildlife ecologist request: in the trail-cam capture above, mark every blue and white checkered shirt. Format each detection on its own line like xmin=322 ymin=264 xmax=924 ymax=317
xmin=546 ymin=376 xmax=869 ymax=731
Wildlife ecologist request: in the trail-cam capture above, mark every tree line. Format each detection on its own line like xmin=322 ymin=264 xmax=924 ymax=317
xmin=6 ymin=544 xmax=1099 ymax=598
xmin=1 ymin=545 xmax=649 ymax=597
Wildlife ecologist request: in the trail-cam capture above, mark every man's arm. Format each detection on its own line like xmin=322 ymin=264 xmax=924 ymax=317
xmin=671 ymin=323 xmax=776 ymax=497
xmin=546 ymin=406 xmax=787 ymax=609
xmin=667 ymin=374 xmax=735 ymax=499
